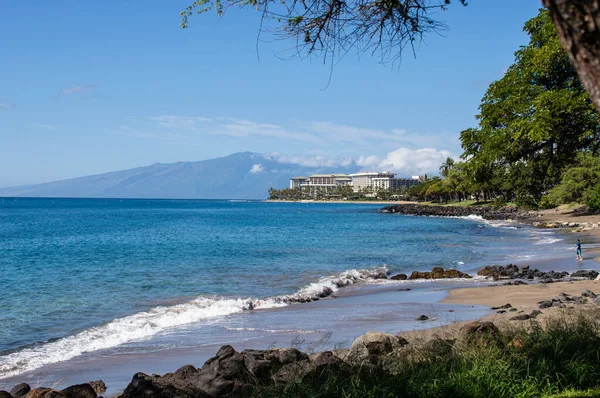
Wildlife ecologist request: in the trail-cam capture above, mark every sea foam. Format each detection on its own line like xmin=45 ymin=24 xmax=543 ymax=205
xmin=0 ymin=267 xmax=386 ymax=379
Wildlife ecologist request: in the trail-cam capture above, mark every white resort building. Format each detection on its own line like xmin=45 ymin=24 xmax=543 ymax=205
xmin=288 ymin=172 xmax=422 ymax=198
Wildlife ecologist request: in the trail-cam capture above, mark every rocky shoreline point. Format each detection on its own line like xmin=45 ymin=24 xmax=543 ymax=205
xmin=379 ymin=203 xmax=532 ymax=220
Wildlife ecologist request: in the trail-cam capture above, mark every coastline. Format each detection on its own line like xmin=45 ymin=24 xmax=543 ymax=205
xmin=2 ymin=205 xmax=600 ymax=397
xmin=266 ymin=199 xmax=416 ymax=205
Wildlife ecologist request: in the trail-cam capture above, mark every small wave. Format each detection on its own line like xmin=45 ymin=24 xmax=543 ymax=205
xmin=533 ymin=237 xmax=564 ymax=245
xmin=455 ymin=215 xmax=519 ymax=229
xmin=0 ymin=267 xmax=387 ymax=379
xmin=224 ymin=327 xmax=319 ymax=334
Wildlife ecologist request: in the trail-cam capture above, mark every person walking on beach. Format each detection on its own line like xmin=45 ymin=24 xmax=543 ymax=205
xmin=576 ymin=239 xmax=582 ymax=261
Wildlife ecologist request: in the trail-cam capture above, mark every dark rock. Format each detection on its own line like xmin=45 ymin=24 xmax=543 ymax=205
xmin=459 ymin=321 xmax=501 ymax=341
xmin=26 ymin=389 xmax=66 ymax=398
xmin=395 ymin=336 xmax=409 ymax=347
xmin=503 ymin=280 xmax=528 ymax=286
xmin=122 ymin=344 xmax=313 ymax=398
xmin=530 ymin=310 xmax=543 ymax=318
xmin=10 ymin=383 xmax=30 ymax=398
xmin=0 ymin=392 xmax=13 ymax=398
xmin=538 ymin=300 xmax=553 ymax=309
xmin=86 ymin=382 xmax=105 ymax=396
xmin=390 ymin=274 xmax=407 ymax=281
xmin=491 ymin=303 xmax=512 ymax=310
xmin=509 ymin=308 xmax=518 ymax=312
xmin=582 ymin=290 xmax=597 ymax=298
xmin=478 ymin=264 xmax=520 ymax=279
xmin=61 ymin=384 xmax=97 ymax=398
xmin=510 ymin=314 xmax=531 ymax=321
xmin=415 ymin=315 xmax=429 ymax=321
xmin=422 ymin=338 xmax=455 ymax=357
xmin=397 ymin=288 xmax=412 ymax=291
xmin=318 ymin=287 xmax=334 ymax=298
xmin=408 ymin=267 xmax=471 ymax=280
xmin=571 ymin=270 xmax=599 ymax=279
xmin=304 ymin=351 xmax=350 ymax=382
xmin=539 ymin=279 xmax=555 ymax=284
xmin=121 ymin=372 xmax=209 ymax=398
xmin=496 ymin=310 xmax=506 ymax=314
xmin=347 ymin=332 xmax=402 ymax=365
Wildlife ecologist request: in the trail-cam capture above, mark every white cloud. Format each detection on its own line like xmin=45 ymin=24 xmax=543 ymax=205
xmin=128 ymin=115 xmax=461 ymax=170
xmin=58 ymin=85 xmax=96 ymax=97
xmin=249 ymin=164 xmax=264 ymax=174
xmin=268 ymin=148 xmax=454 ymax=177
xmin=143 ymin=116 xmax=322 ymax=144
xmin=372 ymin=148 xmax=453 ymax=176
xmin=0 ymin=100 xmax=14 ymax=110
xmin=263 ymin=153 xmax=339 ymax=168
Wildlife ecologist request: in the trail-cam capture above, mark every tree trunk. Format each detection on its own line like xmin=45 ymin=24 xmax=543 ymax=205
xmin=543 ymin=0 xmax=600 ymax=113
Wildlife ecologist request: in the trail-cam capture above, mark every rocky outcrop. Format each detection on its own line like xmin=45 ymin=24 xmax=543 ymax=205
xmin=118 ymin=331 xmax=414 ymax=397
xmin=379 ymin=204 xmax=531 ymax=220
xmin=408 ymin=267 xmax=471 ymax=280
xmin=477 ymin=264 xmax=575 ymax=281
xmin=571 ymin=270 xmax=599 ymax=279
xmin=120 ymin=345 xmax=318 ymax=398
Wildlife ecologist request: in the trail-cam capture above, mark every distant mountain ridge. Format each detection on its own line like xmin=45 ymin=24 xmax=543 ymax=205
xmin=0 ymin=152 xmax=360 ymax=199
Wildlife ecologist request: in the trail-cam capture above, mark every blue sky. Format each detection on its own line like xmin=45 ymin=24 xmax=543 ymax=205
xmin=0 ymin=0 xmax=543 ymax=187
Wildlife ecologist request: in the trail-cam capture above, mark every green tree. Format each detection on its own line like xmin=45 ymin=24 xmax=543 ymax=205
xmin=546 ymin=153 xmax=600 ymax=205
xmin=439 ymin=157 xmax=455 ymax=178
xmin=460 ymin=9 xmax=600 ymax=204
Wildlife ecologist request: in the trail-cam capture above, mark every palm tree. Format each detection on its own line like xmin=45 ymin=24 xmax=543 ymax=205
xmin=439 ymin=157 xmax=455 ymax=178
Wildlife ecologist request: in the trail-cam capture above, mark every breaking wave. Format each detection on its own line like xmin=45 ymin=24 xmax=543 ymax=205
xmin=0 ymin=267 xmax=387 ymax=379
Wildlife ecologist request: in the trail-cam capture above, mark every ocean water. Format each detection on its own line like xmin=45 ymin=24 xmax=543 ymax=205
xmin=0 ymin=198 xmax=574 ymax=381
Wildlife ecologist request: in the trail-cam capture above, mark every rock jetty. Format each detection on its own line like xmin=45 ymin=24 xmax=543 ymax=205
xmin=477 ymin=264 xmax=598 ymax=282
xmin=379 ymin=204 xmax=531 ymax=220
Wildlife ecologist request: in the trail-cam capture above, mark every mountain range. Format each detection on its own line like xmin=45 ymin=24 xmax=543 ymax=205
xmin=0 ymin=152 xmax=361 ymax=199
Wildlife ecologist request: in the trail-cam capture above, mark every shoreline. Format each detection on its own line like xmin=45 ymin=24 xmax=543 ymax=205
xmin=2 ymin=208 xmax=600 ymax=397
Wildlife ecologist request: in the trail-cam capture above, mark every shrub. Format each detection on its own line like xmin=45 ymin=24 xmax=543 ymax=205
xmin=588 ymin=183 xmax=600 ymax=212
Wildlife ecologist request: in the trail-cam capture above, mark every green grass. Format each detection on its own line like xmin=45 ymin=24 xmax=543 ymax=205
xmin=253 ymin=315 xmax=600 ymax=398
xmin=544 ymin=387 xmax=600 ymax=397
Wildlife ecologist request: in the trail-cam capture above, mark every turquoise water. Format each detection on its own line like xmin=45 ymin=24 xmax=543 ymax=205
xmin=0 ymin=198 xmax=571 ymax=378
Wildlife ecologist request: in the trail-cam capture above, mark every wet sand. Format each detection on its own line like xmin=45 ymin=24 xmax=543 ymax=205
xmin=0 ymin=280 xmax=492 ymax=396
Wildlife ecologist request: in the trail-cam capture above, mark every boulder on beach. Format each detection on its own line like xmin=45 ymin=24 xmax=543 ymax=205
xmin=61 ymin=384 xmax=97 ymax=398
xmin=346 ymin=331 xmax=405 ymax=365
xmin=408 ymin=267 xmax=471 ymax=280
xmin=86 ymin=381 xmax=105 ymax=395
xmin=0 ymin=392 xmax=14 ymax=398
xmin=459 ymin=321 xmax=501 ymax=342
xmin=10 ymin=384 xmax=30 ymax=398
xmin=390 ymin=273 xmax=407 ymax=281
